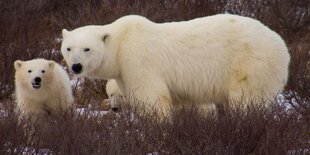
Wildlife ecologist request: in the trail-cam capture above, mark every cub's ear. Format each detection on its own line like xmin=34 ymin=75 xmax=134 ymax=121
xmin=48 ymin=61 xmax=55 ymax=69
xmin=62 ymin=29 xmax=70 ymax=39
xmin=102 ymin=33 xmax=110 ymax=43
xmin=14 ymin=60 xmax=23 ymax=70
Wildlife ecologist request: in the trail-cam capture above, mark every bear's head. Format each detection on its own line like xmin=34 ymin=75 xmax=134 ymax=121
xmin=14 ymin=59 xmax=55 ymax=91
xmin=61 ymin=27 xmax=117 ymax=79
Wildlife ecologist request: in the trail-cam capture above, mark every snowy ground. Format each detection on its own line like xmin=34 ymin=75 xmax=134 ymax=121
xmin=76 ymin=107 xmax=109 ymax=117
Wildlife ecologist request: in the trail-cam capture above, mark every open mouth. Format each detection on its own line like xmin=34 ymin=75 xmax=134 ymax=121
xmin=32 ymin=83 xmax=41 ymax=89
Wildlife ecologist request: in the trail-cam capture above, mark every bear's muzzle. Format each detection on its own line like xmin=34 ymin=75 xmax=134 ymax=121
xmin=32 ymin=77 xmax=41 ymax=89
xmin=71 ymin=63 xmax=83 ymax=74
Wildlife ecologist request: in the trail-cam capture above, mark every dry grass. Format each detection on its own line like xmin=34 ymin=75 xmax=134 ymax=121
xmin=0 ymin=0 xmax=309 ymax=154
xmin=0 ymin=99 xmax=309 ymax=154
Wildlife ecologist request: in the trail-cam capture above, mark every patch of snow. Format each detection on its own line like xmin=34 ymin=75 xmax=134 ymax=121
xmin=70 ymin=77 xmax=81 ymax=87
xmin=277 ymin=93 xmax=294 ymax=111
xmin=146 ymin=152 xmax=159 ymax=155
xmin=0 ymin=109 xmax=8 ymax=118
xmin=55 ymin=37 xmax=62 ymax=43
xmin=7 ymin=146 xmax=52 ymax=155
xmin=51 ymin=49 xmax=59 ymax=56
xmin=76 ymin=108 xmax=109 ymax=117
xmin=287 ymin=148 xmax=310 ymax=155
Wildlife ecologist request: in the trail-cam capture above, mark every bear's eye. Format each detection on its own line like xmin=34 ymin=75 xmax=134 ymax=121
xmin=67 ymin=48 xmax=71 ymax=51
xmin=42 ymin=70 xmax=45 ymax=73
xmin=28 ymin=70 xmax=32 ymax=73
xmin=84 ymin=48 xmax=90 ymax=52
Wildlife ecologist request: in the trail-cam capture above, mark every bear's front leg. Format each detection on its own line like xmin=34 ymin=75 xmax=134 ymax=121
xmin=128 ymin=81 xmax=172 ymax=121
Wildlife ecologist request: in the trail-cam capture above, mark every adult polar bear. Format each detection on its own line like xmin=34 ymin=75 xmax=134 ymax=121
xmin=61 ymin=14 xmax=290 ymax=117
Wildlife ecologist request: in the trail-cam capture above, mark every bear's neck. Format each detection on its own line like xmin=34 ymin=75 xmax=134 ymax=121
xmin=88 ymin=61 xmax=120 ymax=80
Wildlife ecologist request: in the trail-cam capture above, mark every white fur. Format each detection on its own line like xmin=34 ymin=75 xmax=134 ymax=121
xmin=14 ymin=58 xmax=73 ymax=119
xmin=61 ymin=14 xmax=290 ymax=117
xmin=105 ymin=79 xmax=125 ymax=109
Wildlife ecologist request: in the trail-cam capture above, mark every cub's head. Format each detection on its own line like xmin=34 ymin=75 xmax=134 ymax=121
xmin=106 ymin=79 xmax=125 ymax=112
xmin=14 ymin=59 xmax=55 ymax=90
xmin=61 ymin=27 xmax=114 ymax=79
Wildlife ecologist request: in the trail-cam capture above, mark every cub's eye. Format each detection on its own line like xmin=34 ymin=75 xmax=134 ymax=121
xmin=67 ymin=48 xmax=71 ymax=51
xmin=84 ymin=48 xmax=90 ymax=52
xmin=42 ymin=70 xmax=45 ymax=73
xmin=28 ymin=70 xmax=32 ymax=73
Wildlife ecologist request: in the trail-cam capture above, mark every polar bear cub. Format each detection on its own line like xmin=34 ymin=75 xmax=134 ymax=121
xmin=61 ymin=14 xmax=290 ymax=118
xmin=105 ymin=79 xmax=125 ymax=112
xmin=14 ymin=58 xmax=74 ymax=119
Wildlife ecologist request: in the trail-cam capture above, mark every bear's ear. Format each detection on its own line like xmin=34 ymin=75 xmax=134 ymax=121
xmin=102 ymin=33 xmax=110 ymax=43
xmin=62 ymin=29 xmax=70 ymax=39
xmin=48 ymin=61 xmax=55 ymax=69
xmin=14 ymin=60 xmax=23 ymax=70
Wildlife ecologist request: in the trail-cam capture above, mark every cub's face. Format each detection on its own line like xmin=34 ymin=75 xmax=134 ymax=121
xmin=14 ymin=59 xmax=55 ymax=90
xmin=106 ymin=79 xmax=125 ymax=112
xmin=61 ymin=29 xmax=109 ymax=77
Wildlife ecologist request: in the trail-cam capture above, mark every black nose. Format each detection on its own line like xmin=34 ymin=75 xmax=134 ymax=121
xmin=34 ymin=77 xmax=41 ymax=83
xmin=71 ymin=63 xmax=82 ymax=73
xmin=111 ymin=107 xmax=119 ymax=112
